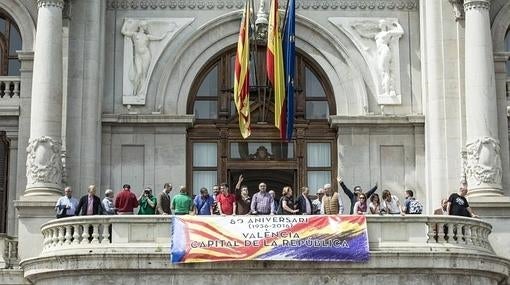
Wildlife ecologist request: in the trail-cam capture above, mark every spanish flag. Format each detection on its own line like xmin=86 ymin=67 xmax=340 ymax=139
xmin=233 ymin=1 xmax=251 ymax=138
xmin=266 ymin=0 xmax=286 ymax=138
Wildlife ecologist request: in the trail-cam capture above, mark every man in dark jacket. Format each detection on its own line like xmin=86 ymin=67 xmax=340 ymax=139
xmin=76 ymin=185 xmax=103 ymax=215
xmin=337 ymin=177 xmax=378 ymax=214
xmin=296 ymin=186 xmax=313 ymax=215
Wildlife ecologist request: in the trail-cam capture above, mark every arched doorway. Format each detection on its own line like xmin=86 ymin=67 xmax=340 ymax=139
xmin=186 ymin=45 xmax=337 ymax=197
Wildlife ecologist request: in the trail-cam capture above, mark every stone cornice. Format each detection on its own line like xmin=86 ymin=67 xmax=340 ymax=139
xmin=107 ymin=0 xmax=417 ymax=11
xmin=102 ymin=113 xmax=195 ymax=126
xmin=329 ymin=115 xmax=425 ymax=128
xmin=464 ymin=0 xmax=490 ymax=11
xmin=37 ymin=0 xmax=64 ymax=9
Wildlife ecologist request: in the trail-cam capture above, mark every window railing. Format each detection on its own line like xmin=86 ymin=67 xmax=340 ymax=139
xmin=0 ymin=234 xmax=18 ymax=269
xmin=39 ymin=215 xmax=495 ymax=257
xmin=0 ymin=76 xmax=20 ymax=99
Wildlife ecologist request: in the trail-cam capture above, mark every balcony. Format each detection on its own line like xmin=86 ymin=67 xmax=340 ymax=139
xmin=0 ymin=76 xmax=21 ymax=117
xmin=14 ymin=215 xmax=508 ymax=284
xmin=0 ymin=234 xmax=18 ymax=269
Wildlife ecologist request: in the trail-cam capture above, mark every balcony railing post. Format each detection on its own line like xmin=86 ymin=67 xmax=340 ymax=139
xmin=57 ymin=227 xmax=65 ymax=246
xmin=72 ymin=225 xmax=80 ymax=245
xmin=13 ymin=81 xmax=19 ymax=97
xmin=102 ymin=223 xmax=111 ymax=244
xmin=65 ymin=225 xmax=72 ymax=245
xmin=91 ymin=224 xmax=99 ymax=244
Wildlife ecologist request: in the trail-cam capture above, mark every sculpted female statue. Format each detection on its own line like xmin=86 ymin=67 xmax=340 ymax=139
xmin=374 ymin=19 xmax=404 ymax=97
xmin=122 ymin=20 xmax=168 ymax=96
xmin=352 ymin=19 xmax=404 ymax=97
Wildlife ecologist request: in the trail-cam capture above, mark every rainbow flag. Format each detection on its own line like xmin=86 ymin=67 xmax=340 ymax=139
xmin=267 ymin=0 xmax=286 ymax=137
xmin=171 ymin=215 xmax=369 ymax=263
xmin=233 ymin=0 xmax=251 ymax=138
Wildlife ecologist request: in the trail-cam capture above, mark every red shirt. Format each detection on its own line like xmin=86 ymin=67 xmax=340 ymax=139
xmin=217 ymin=193 xmax=236 ymax=215
xmin=115 ymin=189 xmax=139 ymax=213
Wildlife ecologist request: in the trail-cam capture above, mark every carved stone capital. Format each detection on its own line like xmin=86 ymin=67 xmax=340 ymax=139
xmin=465 ymin=137 xmax=502 ymax=186
xmin=25 ymin=136 xmax=63 ymax=187
xmin=448 ymin=0 xmax=464 ymax=21
xmin=37 ymin=0 xmax=65 ymax=9
xmin=463 ymin=0 xmax=490 ymax=11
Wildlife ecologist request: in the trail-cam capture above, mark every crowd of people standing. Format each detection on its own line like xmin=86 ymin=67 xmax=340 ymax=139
xmin=54 ymin=176 xmax=477 ymax=218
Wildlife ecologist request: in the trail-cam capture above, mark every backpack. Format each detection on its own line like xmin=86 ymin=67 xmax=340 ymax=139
xmin=408 ymin=199 xmax=423 ymax=214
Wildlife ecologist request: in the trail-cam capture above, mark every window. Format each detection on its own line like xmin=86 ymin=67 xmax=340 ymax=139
xmin=0 ymin=11 xmax=21 ymax=76
xmin=304 ymin=67 xmax=329 ymax=119
xmin=193 ymin=65 xmax=219 ymax=119
xmin=229 ymin=141 xmax=294 ymax=160
xmin=192 ymin=143 xmax=217 ymax=196
xmin=187 ymin=46 xmax=337 ymax=195
xmin=306 ymin=143 xmax=332 ymax=192
xmin=189 ymin=46 xmax=334 ymax=124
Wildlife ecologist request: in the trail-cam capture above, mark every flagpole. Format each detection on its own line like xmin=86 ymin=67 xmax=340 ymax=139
xmin=281 ymin=0 xmax=290 ymax=33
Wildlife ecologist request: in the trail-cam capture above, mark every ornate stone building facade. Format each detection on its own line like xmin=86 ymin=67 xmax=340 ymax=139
xmin=0 ymin=0 xmax=509 ymax=284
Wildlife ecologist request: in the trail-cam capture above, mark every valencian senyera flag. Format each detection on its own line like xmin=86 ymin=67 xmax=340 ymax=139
xmin=282 ymin=0 xmax=296 ymax=141
xmin=267 ymin=0 xmax=286 ymax=138
xmin=233 ymin=0 xmax=251 ymax=139
xmin=171 ymin=215 xmax=370 ymax=263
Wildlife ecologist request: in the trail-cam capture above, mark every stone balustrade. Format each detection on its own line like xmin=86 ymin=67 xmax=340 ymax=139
xmin=0 ymin=76 xmax=20 ymax=99
xmin=0 ymin=234 xmax=19 ymax=269
xmin=39 ymin=215 xmax=494 ymax=256
xmin=22 ymin=215 xmax=508 ymax=285
xmin=40 ymin=215 xmax=171 ymax=256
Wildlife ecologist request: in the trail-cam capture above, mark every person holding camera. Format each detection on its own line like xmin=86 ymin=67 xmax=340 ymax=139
xmin=138 ymin=187 xmax=157 ymax=215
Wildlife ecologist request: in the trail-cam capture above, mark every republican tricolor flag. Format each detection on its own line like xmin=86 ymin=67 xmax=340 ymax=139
xmin=266 ymin=0 xmax=286 ymax=138
xmin=233 ymin=0 xmax=251 ymax=139
xmin=282 ymin=0 xmax=296 ymax=141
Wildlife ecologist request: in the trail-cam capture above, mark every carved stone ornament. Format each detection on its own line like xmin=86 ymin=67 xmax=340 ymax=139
xmin=329 ymin=17 xmax=404 ymax=105
xmin=250 ymin=146 xmax=273 ymax=160
xmin=37 ymin=0 xmax=64 ymax=9
xmin=448 ymin=0 xmax=464 ymax=21
xmin=108 ymin=0 xmax=418 ymax=11
xmin=122 ymin=18 xmax=194 ymax=105
xmin=25 ymin=136 xmax=63 ymax=186
xmin=465 ymin=137 xmax=502 ymax=186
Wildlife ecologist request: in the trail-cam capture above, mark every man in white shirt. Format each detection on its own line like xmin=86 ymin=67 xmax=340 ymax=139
xmin=55 ymin=186 xmax=79 ymax=218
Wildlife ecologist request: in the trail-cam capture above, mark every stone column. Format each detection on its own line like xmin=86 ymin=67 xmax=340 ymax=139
xmin=463 ymin=0 xmax=503 ymax=196
xmin=6 ymin=135 xmax=17 ymax=236
xmin=66 ymin=0 xmax=103 ymax=196
xmin=421 ymin=0 xmax=449 ymax=212
xmin=24 ymin=0 xmax=64 ymax=197
xmin=15 ymin=0 xmax=64 ymax=261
